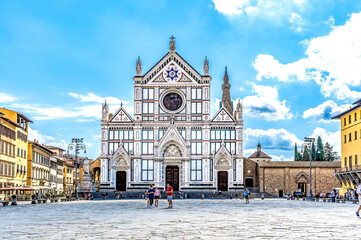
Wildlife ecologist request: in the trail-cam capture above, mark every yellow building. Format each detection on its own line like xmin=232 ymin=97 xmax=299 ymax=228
xmin=27 ymin=141 xmax=53 ymax=191
xmin=63 ymin=160 xmax=74 ymax=195
xmin=332 ymin=99 xmax=361 ymax=195
xmin=0 ymin=108 xmax=32 ymax=188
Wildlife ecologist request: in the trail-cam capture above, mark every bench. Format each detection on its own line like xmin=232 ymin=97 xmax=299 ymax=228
xmin=0 ymin=201 xmax=9 ymax=206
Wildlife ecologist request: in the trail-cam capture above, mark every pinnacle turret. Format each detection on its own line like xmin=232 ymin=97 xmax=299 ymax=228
xmin=221 ymin=66 xmax=233 ymax=115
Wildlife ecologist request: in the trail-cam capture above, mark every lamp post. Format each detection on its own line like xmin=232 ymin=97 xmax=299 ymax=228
xmin=67 ymin=138 xmax=86 ymax=199
xmin=303 ymin=137 xmax=315 ymax=200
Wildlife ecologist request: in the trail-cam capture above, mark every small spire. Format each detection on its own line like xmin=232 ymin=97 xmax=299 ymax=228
xmin=203 ymin=56 xmax=209 ymax=75
xmin=136 ymin=56 xmax=142 ymax=76
xmin=120 ymin=102 xmax=123 ymax=108
xmin=169 ymin=35 xmax=176 ymax=51
xmin=223 ymin=66 xmax=229 ymax=84
xmin=257 ymin=142 xmax=261 ymax=152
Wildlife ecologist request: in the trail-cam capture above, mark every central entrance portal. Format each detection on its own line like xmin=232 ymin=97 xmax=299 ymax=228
xmin=218 ymin=171 xmax=228 ymax=191
xmin=116 ymin=171 xmax=127 ymax=191
xmin=166 ymin=166 xmax=179 ymax=191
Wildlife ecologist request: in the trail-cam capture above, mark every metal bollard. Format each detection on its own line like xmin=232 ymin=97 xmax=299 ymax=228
xmin=11 ymin=195 xmax=17 ymax=206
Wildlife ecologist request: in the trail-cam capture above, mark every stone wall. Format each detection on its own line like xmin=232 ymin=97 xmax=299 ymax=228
xmin=243 ymin=158 xmax=259 ymax=188
xmin=258 ymin=161 xmax=341 ymax=196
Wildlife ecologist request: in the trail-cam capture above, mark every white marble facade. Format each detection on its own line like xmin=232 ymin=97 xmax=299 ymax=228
xmin=99 ymin=38 xmax=244 ymax=192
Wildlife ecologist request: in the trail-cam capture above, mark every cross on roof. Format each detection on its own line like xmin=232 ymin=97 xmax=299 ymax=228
xmin=170 ymin=35 xmax=175 ymax=41
xmin=220 ymin=110 xmax=227 ymax=120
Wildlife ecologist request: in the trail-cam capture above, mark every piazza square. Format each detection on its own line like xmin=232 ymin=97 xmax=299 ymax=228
xmin=2 ymin=1 xmax=361 ymax=239
xmin=1 ymin=199 xmax=360 ymax=239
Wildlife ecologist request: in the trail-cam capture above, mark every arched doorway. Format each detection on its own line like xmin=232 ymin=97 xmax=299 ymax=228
xmin=279 ymin=190 xmax=284 ymax=198
xmin=218 ymin=171 xmax=228 ymax=191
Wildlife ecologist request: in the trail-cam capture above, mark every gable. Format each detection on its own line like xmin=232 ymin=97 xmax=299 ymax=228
xmin=143 ymin=52 xmax=202 ymax=85
xmin=211 ymin=108 xmax=235 ymax=122
xmin=109 ymin=107 xmax=133 ymax=123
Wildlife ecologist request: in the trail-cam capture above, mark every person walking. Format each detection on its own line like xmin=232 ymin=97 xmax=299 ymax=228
xmin=154 ymin=186 xmax=160 ymax=207
xmin=166 ymin=183 xmax=173 ymax=208
xmin=243 ymin=188 xmax=250 ymax=204
xmin=356 ymin=184 xmax=361 ymax=217
xmin=145 ymin=190 xmax=150 ymax=208
xmin=148 ymin=185 xmax=155 ymax=208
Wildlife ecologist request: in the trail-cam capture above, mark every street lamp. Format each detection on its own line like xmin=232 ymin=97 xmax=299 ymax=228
xmin=303 ymin=137 xmax=315 ymax=200
xmin=67 ymin=138 xmax=86 ymax=199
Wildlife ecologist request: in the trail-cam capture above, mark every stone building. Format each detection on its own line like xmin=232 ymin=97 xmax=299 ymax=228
xmin=248 ymin=143 xmax=271 ymax=163
xmin=48 ymin=146 xmax=66 ymax=194
xmin=99 ymin=37 xmax=244 ymax=192
xmin=258 ymin=161 xmax=341 ymax=197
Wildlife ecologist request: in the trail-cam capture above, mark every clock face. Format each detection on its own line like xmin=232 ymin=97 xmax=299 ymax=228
xmin=163 ymin=92 xmax=183 ymax=111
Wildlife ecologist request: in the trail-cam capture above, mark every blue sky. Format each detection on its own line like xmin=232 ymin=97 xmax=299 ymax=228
xmin=1 ymin=0 xmax=361 ymax=160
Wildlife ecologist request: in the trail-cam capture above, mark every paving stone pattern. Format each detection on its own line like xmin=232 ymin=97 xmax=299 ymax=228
xmin=0 ymin=199 xmax=359 ymax=239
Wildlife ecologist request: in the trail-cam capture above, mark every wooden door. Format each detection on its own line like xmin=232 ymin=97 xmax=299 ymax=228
xmin=166 ymin=166 xmax=179 ymax=191
xmin=116 ymin=171 xmax=127 ymax=191
xmin=218 ymin=171 xmax=228 ymax=191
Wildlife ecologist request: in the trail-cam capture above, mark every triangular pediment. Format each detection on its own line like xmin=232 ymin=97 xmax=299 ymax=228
xmin=215 ymin=143 xmax=232 ymax=168
xmin=112 ymin=143 xmax=130 ymax=169
xmin=158 ymin=126 xmax=188 ymax=157
xmin=211 ymin=107 xmax=235 ymax=122
xmin=109 ymin=106 xmax=133 ymax=123
xmin=143 ymin=52 xmax=203 ymax=85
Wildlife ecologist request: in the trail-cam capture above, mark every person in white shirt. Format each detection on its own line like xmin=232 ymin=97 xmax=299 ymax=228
xmin=356 ymin=184 xmax=361 ymax=217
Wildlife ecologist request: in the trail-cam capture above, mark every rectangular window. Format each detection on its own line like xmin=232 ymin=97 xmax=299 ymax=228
xmin=141 ymin=160 xmax=154 ymax=181
xmin=349 ymin=115 xmax=352 ymax=124
xmin=191 ymin=142 xmax=202 ymax=155
xmin=158 ymin=128 xmax=167 ymax=140
xmin=191 ymin=129 xmax=202 ymax=140
xmin=344 ymin=135 xmax=347 ymax=143
xmin=190 ymin=159 xmax=202 ymax=181
xmin=178 ymin=128 xmax=186 ymax=140
xmin=355 ymin=112 xmax=357 ymax=121
xmin=191 ymin=88 xmax=202 ymax=100
xmin=142 ymin=129 xmax=154 ymax=140
xmin=349 ymin=133 xmax=352 ymax=142
xmin=142 ymin=88 xmax=154 ymax=100
xmin=142 ymin=102 xmax=154 ymax=114
xmin=349 ymin=156 xmax=352 ymax=168
xmin=191 ymin=102 xmax=202 ymax=114
xmin=344 ymin=117 xmax=346 ymax=126
xmin=142 ymin=142 xmax=154 ymax=155
xmin=356 ymin=155 xmax=358 ymax=166
xmin=356 ymin=131 xmax=358 ymax=140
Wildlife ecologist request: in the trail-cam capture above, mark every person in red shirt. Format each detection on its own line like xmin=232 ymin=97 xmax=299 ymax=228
xmin=166 ymin=183 xmax=173 ymax=208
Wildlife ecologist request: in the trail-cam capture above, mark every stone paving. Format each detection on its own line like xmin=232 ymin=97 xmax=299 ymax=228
xmin=0 ymin=199 xmax=360 ymax=239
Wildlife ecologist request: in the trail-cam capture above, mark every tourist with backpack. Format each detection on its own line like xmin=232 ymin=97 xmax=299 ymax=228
xmin=355 ymin=184 xmax=361 ymax=217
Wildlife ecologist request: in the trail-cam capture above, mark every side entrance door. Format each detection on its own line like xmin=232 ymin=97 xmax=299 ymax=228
xmin=218 ymin=171 xmax=228 ymax=191
xmin=116 ymin=171 xmax=127 ymax=191
xmin=166 ymin=166 xmax=179 ymax=191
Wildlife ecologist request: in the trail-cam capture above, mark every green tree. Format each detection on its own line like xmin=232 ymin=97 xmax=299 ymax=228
xmin=294 ymin=143 xmax=298 ymax=161
xmin=316 ymin=136 xmax=325 ymax=161
xmin=324 ymin=142 xmax=335 ymax=161
xmin=311 ymin=142 xmax=316 ymax=161
xmin=302 ymin=146 xmax=310 ymax=161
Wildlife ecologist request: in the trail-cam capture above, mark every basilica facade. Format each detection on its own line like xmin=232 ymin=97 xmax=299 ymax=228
xmin=99 ymin=37 xmax=244 ymax=192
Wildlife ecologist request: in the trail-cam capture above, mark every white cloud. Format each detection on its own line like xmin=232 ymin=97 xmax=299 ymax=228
xmin=290 ymin=12 xmax=305 ymax=32
xmin=244 ymin=128 xmax=302 ymax=151
xmin=269 ymin=155 xmax=293 ymax=161
xmin=0 ymin=92 xmax=16 ymax=103
xmin=240 ymin=84 xmax=293 ymax=121
xmin=9 ymin=92 xmax=133 ymax=120
xmin=302 ymin=100 xmax=351 ymax=122
xmin=212 ymin=0 xmax=308 ymax=30
xmin=310 ymin=127 xmax=340 ymax=154
xmin=47 ymin=140 xmax=69 ymax=150
xmin=69 ymin=92 xmax=127 ymax=105
xmin=254 ymin=11 xmax=361 ymax=100
xmin=28 ymin=127 xmax=55 ymax=144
